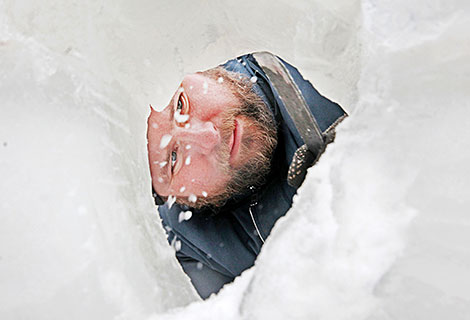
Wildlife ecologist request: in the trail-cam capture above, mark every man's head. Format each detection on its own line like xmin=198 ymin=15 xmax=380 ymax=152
xmin=147 ymin=67 xmax=277 ymax=208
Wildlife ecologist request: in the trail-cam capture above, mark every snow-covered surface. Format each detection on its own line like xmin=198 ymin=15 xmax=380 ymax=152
xmin=1 ymin=0 xmax=469 ymax=319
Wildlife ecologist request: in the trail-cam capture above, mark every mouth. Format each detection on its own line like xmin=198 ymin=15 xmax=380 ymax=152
xmin=229 ymin=119 xmax=242 ymax=166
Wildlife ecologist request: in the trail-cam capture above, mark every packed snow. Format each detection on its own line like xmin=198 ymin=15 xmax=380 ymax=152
xmin=1 ymin=0 xmax=469 ymax=320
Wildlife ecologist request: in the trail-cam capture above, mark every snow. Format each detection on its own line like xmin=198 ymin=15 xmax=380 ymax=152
xmin=1 ymin=0 xmax=470 ymax=320
xmin=171 ymin=238 xmax=182 ymax=252
xmin=174 ymin=111 xmax=189 ymax=123
xmin=166 ymin=195 xmax=177 ymax=209
xmin=159 ymin=134 xmax=172 ymax=149
xmin=178 ymin=211 xmax=193 ymax=223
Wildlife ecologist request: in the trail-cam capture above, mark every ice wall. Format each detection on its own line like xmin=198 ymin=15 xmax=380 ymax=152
xmin=1 ymin=0 xmax=469 ymax=319
xmin=0 ymin=1 xmax=200 ymax=319
xmin=244 ymin=1 xmax=470 ymax=319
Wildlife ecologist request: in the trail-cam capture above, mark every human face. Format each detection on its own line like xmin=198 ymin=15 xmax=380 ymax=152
xmin=147 ymin=73 xmax=251 ymax=203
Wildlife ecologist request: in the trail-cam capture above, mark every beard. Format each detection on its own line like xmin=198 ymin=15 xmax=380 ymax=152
xmin=175 ymin=67 xmax=278 ymax=209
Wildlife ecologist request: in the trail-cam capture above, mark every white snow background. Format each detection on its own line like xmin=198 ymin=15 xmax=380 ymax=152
xmin=1 ymin=0 xmax=469 ymax=319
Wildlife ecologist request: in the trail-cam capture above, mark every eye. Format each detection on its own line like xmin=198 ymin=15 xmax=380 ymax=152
xmin=174 ymin=93 xmax=190 ymax=125
xmin=171 ymin=150 xmax=177 ymax=172
xmin=177 ymin=96 xmax=183 ymax=112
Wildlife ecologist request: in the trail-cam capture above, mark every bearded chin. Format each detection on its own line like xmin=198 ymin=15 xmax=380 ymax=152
xmin=205 ymin=116 xmax=277 ymax=208
xmin=225 ymin=121 xmax=276 ymax=194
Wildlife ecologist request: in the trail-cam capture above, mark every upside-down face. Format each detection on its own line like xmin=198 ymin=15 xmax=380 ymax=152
xmin=147 ymin=69 xmax=277 ymax=208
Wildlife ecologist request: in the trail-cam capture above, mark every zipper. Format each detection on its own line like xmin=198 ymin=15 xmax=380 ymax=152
xmin=249 ymin=186 xmax=265 ymax=244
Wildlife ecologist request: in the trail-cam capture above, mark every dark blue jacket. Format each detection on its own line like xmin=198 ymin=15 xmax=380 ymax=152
xmin=158 ymin=53 xmax=346 ymax=299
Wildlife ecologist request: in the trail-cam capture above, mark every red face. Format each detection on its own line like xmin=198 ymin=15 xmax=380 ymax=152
xmin=147 ymin=73 xmax=252 ymax=203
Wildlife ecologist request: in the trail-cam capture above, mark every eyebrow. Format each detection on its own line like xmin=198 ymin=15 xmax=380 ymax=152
xmin=168 ymin=87 xmax=182 ymax=124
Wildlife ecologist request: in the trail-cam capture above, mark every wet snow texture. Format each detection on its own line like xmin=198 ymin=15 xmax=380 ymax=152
xmin=1 ymin=0 xmax=469 ymax=319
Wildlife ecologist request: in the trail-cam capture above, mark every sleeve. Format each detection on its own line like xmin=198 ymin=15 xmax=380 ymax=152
xmin=176 ymin=252 xmax=235 ymax=300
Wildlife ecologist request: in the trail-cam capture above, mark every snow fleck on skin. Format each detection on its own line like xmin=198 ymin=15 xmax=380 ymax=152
xmin=202 ymin=191 xmax=208 ymax=197
xmin=202 ymin=81 xmax=208 ymax=94
xmin=159 ymin=161 xmax=167 ymax=168
xmin=157 ymin=177 xmax=163 ymax=183
xmin=159 ymin=134 xmax=172 ymax=149
xmin=185 ymin=156 xmax=191 ymax=165
xmin=167 ymin=195 xmax=176 ymax=209
xmin=250 ymin=76 xmax=258 ymax=83
xmin=188 ymin=194 xmax=197 ymax=203
xmin=185 ymin=145 xmax=191 ymax=150
xmin=179 ymin=186 xmax=186 ymax=192
xmin=189 ymin=85 xmax=193 ymax=90
xmin=174 ymin=111 xmax=189 ymax=123
xmin=217 ymin=77 xmax=224 ymax=83
xmin=152 ymin=123 xmax=158 ymax=129
xmin=185 ymin=123 xmax=190 ymax=129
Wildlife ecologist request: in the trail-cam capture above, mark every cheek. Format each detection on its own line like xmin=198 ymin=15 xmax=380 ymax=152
xmin=147 ymin=133 xmax=163 ymax=155
xmin=189 ymin=95 xmax=223 ymax=121
xmin=173 ymin=156 xmax=229 ymax=196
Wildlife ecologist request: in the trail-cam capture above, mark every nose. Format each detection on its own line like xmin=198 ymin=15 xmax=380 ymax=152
xmin=174 ymin=121 xmax=220 ymax=154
